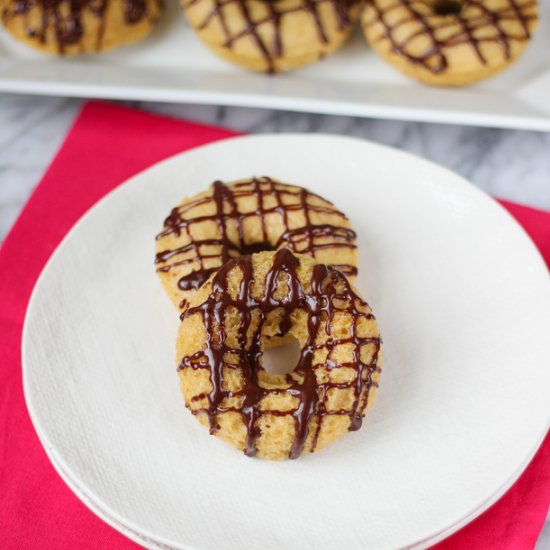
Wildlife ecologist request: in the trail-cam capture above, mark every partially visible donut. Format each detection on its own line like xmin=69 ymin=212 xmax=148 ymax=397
xmin=155 ymin=177 xmax=358 ymax=309
xmin=176 ymin=249 xmax=382 ymax=460
xmin=361 ymin=0 xmax=538 ymax=86
xmin=1 ymin=0 xmax=162 ymax=55
xmin=181 ymin=0 xmax=362 ymax=73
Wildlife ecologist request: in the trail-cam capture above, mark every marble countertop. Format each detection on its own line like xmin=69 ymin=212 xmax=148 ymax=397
xmin=0 ymin=93 xmax=548 ymax=548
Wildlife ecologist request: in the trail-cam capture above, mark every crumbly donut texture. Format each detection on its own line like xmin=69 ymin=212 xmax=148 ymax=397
xmin=1 ymin=0 xmax=162 ymax=55
xmin=176 ymin=250 xmax=382 ymax=460
xmin=155 ymin=177 xmax=358 ymax=310
xmin=362 ymin=0 xmax=538 ymax=86
xmin=181 ymin=0 xmax=362 ymax=73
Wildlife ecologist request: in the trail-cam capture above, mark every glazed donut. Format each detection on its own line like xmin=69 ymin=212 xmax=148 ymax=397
xmin=1 ymin=0 xmax=162 ymax=55
xmin=176 ymin=249 xmax=382 ymax=460
xmin=155 ymin=176 xmax=358 ymax=309
xmin=361 ymin=0 xmax=538 ymax=86
xmin=181 ymin=0 xmax=362 ymax=73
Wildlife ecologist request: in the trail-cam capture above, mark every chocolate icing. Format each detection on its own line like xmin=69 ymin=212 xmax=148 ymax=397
xmin=179 ymin=248 xmax=381 ymax=458
xmin=2 ymin=0 xmax=159 ymax=54
xmin=183 ymin=0 xmax=359 ymax=73
xmin=364 ymin=0 xmax=536 ymax=74
xmin=433 ymin=0 xmax=461 ymax=15
xmin=156 ymin=177 xmax=358 ymax=294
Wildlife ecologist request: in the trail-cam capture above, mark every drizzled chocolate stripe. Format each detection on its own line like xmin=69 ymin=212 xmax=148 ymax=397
xmin=183 ymin=0 xmax=359 ymax=73
xmin=155 ymin=177 xmax=358 ymax=293
xmin=2 ymin=0 xmax=159 ymax=54
xmin=277 ymin=224 xmax=359 ymax=276
xmin=364 ymin=0 xmax=536 ymax=74
xmin=179 ymin=248 xmax=381 ymax=458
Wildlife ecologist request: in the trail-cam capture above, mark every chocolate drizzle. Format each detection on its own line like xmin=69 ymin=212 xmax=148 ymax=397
xmin=2 ymin=0 xmax=159 ymax=54
xmin=124 ymin=0 xmax=147 ymax=23
xmin=364 ymin=0 xmax=537 ymax=74
xmin=433 ymin=0 xmax=461 ymax=15
xmin=155 ymin=177 xmax=358 ymax=297
xmin=179 ymin=248 xmax=381 ymax=458
xmin=183 ymin=0 xmax=359 ymax=72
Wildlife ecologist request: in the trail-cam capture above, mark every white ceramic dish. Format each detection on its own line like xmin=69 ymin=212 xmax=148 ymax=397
xmin=23 ymin=134 xmax=550 ymax=550
xmin=2 ymin=1 xmax=550 ymax=131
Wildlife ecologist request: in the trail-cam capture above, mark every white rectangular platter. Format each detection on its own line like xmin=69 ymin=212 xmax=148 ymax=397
xmin=1 ymin=0 xmax=549 ymax=131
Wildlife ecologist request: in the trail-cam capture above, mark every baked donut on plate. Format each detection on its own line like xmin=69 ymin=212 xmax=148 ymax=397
xmin=155 ymin=176 xmax=358 ymax=310
xmin=177 ymin=249 xmax=382 ymax=460
xmin=181 ymin=0 xmax=362 ymax=73
xmin=361 ymin=0 xmax=538 ymax=86
xmin=1 ymin=0 xmax=163 ymax=55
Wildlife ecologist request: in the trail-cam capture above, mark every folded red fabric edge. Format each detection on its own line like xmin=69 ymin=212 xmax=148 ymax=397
xmin=0 ymin=100 xmax=548 ymax=550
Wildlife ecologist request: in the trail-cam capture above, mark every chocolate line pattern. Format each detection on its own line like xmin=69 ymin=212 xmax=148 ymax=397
xmin=364 ymin=0 xmax=537 ymax=74
xmin=2 ymin=0 xmax=159 ymax=54
xmin=179 ymin=248 xmax=381 ymax=458
xmin=155 ymin=177 xmax=358 ymax=300
xmin=183 ymin=0 xmax=358 ymax=72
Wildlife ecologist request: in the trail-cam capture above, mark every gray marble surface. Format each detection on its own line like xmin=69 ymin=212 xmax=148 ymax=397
xmin=0 ymin=93 xmax=548 ymax=548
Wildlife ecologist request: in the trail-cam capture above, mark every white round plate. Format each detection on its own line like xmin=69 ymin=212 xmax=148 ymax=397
xmin=23 ymin=135 xmax=550 ymax=550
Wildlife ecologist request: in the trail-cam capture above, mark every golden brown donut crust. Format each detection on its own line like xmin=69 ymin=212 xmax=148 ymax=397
xmin=1 ymin=0 xmax=163 ymax=55
xmin=176 ymin=250 xmax=382 ymax=460
xmin=181 ymin=0 xmax=362 ymax=72
xmin=155 ymin=176 xmax=358 ymax=310
xmin=362 ymin=0 xmax=538 ymax=86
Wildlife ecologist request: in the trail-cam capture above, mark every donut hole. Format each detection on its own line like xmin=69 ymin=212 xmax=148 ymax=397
xmin=262 ymin=337 xmax=301 ymax=376
xmin=433 ymin=0 xmax=462 ymax=16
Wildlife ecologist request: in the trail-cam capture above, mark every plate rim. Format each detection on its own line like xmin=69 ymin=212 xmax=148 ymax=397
xmin=0 ymin=76 xmax=549 ymax=132
xmin=21 ymin=133 xmax=550 ymax=550
xmin=30 ymin=414 xmax=550 ymax=550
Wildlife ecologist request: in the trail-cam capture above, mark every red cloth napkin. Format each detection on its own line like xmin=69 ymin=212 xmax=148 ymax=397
xmin=0 ymin=101 xmax=548 ymax=550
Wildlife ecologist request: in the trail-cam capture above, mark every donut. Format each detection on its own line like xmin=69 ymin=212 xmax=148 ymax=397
xmin=155 ymin=176 xmax=358 ymax=310
xmin=361 ymin=0 xmax=538 ymax=86
xmin=1 ymin=0 xmax=162 ymax=55
xmin=176 ymin=249 xmax=382 ymax=459
xmin=181 ymin=0 xmax=362 ymax=73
